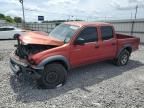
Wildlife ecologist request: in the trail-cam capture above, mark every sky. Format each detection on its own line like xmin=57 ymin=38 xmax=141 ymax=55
xmin=0 ymin=0 xmax=144 ymax=22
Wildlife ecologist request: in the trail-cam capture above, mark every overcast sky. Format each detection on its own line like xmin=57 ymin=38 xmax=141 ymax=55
xmin=0 ymin=0 xmax=144 ymax=22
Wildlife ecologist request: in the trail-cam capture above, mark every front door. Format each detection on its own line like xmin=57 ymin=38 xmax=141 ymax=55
xmin=70 ymin=26 xmax=100 ymax=67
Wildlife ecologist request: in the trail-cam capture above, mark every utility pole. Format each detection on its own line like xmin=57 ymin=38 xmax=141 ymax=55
xmin=19 ymin=0 xmax=25 ymax=28
xmin=134 ymin=5 xmax=138 ymax=19
xmin=131 ymin=5 xmax=138 ymax=36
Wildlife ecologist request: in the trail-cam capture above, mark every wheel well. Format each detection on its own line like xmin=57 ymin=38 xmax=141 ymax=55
xmin=125 ymin=47 xmax=132 ymax=54
xmin=46 ymin=60 xmax=69 ymax=70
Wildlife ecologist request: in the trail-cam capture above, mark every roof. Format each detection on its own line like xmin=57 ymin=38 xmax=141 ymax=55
xmin=0 ymin=26 xmax=16 ymax=28
xmin=64 ymin=21 xmax=112 ymax=27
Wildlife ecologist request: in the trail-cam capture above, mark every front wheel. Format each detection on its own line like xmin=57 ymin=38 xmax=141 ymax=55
xmin=113 ymin=49 xmax=130 ymax=66
xmin=37 ymin=63 xmax=67 ymax=89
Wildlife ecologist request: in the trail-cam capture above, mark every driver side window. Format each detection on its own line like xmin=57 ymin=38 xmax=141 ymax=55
xmin=77 ymin=27 xmax=98 ymax=43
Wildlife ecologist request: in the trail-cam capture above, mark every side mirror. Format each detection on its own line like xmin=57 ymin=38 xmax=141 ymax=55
xmin=74 ymin=37 xmax=85 ymax=45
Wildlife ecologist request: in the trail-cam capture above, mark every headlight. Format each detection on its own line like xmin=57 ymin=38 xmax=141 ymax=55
xmin=28 ymin=58 xmax=36 ymax=65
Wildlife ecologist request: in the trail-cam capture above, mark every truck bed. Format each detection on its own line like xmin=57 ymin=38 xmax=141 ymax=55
xmin=116 ymin=33 xmax=140 ymax=52
xmin=116 ymin=33 xmax=137 ymax=39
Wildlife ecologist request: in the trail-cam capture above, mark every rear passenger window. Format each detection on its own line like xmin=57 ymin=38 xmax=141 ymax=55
xmin=77 ymin=27 xmax=98 ymax=43
xmin=101 ymin=26 xmax=113 ymax=40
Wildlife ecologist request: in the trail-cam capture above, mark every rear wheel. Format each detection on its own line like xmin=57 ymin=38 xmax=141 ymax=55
xmin=37 ymin=63 xmax=67 ymax=89
xmin=114 ymin=49 xmax=130 ymax=66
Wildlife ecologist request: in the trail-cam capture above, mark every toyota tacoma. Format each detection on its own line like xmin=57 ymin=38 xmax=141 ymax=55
xmin=10 ymin=22 xmax=140 ymax=89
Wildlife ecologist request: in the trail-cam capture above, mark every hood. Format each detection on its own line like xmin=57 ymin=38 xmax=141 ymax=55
xmin=19 ymin=31 xmax=64 ymax=46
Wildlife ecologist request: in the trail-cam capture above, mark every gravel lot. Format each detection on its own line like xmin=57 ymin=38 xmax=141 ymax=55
xmin=0 ymin=40 xmax=144 ymax=108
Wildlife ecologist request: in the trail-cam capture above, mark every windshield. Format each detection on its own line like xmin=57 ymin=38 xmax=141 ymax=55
xmin=49 ymin=24 xmax=80 ymax=43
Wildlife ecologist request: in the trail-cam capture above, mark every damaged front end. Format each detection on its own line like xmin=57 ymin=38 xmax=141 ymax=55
xmin=15 ymin=43 xmax=56 ymax=59
xmin=14 ymin=32 xmax=64 ymax=60
xmin=10 ymin=32 xmax=64 ymax=79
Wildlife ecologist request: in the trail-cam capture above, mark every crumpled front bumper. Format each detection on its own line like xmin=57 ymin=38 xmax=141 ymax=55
xmin=10 ymin=53 xmax=43 ymax=80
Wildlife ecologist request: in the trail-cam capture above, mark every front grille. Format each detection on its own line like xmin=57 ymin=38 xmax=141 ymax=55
xmin=15 ymin=37 xmax=28 ymax=59
xmin=15 ymin=45 xmax=28 ymax=59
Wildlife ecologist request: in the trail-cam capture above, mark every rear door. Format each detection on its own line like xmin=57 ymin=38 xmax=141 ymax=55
xmin=70 ymin=26 xmax=101 ymax=67
xmin=100 ymin=26 xmax=117 ymax=58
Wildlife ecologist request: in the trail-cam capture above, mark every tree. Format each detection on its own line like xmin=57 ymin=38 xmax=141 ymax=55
xmin=0 ymin=13 xmax=16 ymax=23
xmin=0 ymin=13 xmax=5 ymax=19
xmin=14 ymin=17 xmax=22 ymax=23
xmin=5 ymin=16 xmax=15 ymax=23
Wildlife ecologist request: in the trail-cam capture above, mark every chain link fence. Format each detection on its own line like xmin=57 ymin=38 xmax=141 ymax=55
xmin=0 ymin=22 xmax=61 ymax=33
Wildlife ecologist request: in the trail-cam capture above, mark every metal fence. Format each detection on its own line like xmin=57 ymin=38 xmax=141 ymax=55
xmin=107 ymin=19 xmax=144 ymax=43
xmin=0 ymin=19 xmax=144 ymax=43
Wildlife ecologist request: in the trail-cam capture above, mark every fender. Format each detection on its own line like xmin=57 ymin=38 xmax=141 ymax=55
xmin=37 ymin=55 xmax=70 ymax=70
xmin=116 ymin=44 xmax=132 ymax=58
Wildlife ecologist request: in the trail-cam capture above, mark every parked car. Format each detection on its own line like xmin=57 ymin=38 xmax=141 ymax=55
xmin=10 ymin=22 xmax=140 ymax=89
xmin=0 ymin=26 xmax=26 ymax=39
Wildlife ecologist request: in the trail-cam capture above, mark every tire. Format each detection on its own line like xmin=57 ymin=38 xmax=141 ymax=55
xmin=37 ymin=63 xmax=67 ymax=89
xmin=113 ymin=49 xmax=130 ymax=66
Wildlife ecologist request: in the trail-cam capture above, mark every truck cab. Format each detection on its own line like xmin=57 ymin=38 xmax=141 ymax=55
xmin=68 ymin=22 xmax=117 ymax=67
xmin=10 ymin=22 xmax=140 ymax=89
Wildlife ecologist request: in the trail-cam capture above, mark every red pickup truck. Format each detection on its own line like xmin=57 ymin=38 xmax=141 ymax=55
xmin=10 ymin=22 xmax=140 ymax=89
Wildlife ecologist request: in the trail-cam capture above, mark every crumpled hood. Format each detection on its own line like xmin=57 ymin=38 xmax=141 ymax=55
xmin=19 ymin=31 xmax=64 ymax=46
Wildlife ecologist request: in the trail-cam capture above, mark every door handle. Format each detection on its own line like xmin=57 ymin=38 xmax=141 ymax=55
xmin=95 ymin=45 xmax=99 ymax=48
xmin=74 ymin=48 xmax=81 ymax=51
xmin=112 ymin=43 xmax=116 ymax=46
